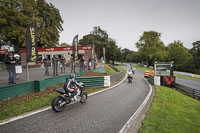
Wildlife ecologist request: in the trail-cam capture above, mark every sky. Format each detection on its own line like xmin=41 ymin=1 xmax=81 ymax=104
xmin=46 ymin=0 xmax=200 ymax=51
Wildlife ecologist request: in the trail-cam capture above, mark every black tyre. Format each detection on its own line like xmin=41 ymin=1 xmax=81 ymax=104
xmin=80 ymin=92 xmax=87 ymax=103
xmin=52 ymin=96 xmax=66 ymax=112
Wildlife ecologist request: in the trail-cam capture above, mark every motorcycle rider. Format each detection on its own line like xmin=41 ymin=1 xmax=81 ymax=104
xmin=128 ymin=70 xmax=133 ymax=82
xmin=64 ymin=73 xmax=81 ymax=101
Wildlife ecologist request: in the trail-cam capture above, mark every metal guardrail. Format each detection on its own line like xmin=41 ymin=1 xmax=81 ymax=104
xmin=175 ymin=83 xmax=200 ymax=100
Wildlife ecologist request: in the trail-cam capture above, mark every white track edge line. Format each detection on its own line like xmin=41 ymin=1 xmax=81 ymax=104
xmin=119 ymin=78 xmax=152 ymax=133
xmin=0 ymin=72 xmax=128 ymax=126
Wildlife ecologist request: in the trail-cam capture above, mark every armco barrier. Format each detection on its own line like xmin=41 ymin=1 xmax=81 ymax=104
xmin=110 ymin=72 xmax=124 ymax=85
xmin=0 ymin=81 xmax=36 ymax=101
xmin=76 ymin=76 xmax=104 ymax=88
xmin=0 ymin=71 xmax=104 ymax=101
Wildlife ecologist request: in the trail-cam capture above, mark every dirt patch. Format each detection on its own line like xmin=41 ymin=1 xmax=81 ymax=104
xmin=81 ymin=71 xmax=107 ymax=77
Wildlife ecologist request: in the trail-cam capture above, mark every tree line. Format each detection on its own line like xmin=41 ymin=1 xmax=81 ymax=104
xmin=123 ymin=31 xmax=200 ymax=74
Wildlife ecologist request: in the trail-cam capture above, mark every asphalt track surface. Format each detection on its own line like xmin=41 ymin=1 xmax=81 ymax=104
xmin=0 ymin=66 xmax=150 ymax=133
xmin=176 ymin=77 xmax=200 ymax=90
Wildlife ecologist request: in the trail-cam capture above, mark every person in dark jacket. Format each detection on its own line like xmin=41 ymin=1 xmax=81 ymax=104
xmin=3 ymin=52 xmax=17 ymax=84
xmin=43 ymin=56 xmax=50 ymax=75
xmin=60 ymin=55 xmax=66 ymax=73
xmin=52 ymin=55 xmax=59 ymax=76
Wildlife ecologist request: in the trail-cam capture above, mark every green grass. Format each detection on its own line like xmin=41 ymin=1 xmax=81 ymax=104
xmin=114 ymin=62 xmax=127 ymax=66
xmin=140 ymin=86 xmax=200 ymax=133
xmin=174 ymin=73 xmax=200 ymax=82
xmin=0 ymin=84 xmax=105 ymax=121
xmin=105 ymin=64 xmax=117 ymax=74
xmin=134 ymin=64 xmax=153 ymax=71
xmin=115 ymin=66 xmax=127 ymax=74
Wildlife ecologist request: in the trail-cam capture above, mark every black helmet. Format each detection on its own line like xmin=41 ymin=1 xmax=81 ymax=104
xmin=70 ymin=73 xmax=75 ymax=79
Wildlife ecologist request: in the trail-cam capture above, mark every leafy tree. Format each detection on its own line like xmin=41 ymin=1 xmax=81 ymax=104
xmin=189 ymin=41 xmax=200 ymax=74
xmin=121 ymin=48 xmax=131 ymax=61
xmin=135 ymin=31 xmax=168 ymax=66
xmin=168 ymin=40 xmax=193 ymax=71
xmin=79 ymin=26 xmax=121 ymax=62
xmin=59 ymin=42 xmax=70 ymax=47
xmin=0 ymin=0 xmax=63 ymax=51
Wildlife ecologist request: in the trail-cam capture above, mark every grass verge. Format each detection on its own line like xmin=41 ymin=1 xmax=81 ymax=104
xmin=105 ymin=64 xmax=118 ymax=75
xmin=115 ymin=66 xmax=127 ymax=74
xmin=134 ymin=64 xmax=153 ymax=71
xmin=174 ymin=73 xmax=200 ymax=82
xmin=140 ymin=86 xmax=200 ymax=133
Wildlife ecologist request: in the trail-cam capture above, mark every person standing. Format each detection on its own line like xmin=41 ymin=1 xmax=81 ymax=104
xmin=80 ymin=55 xmax=85 ymax=72
xmin=70 ymin=54 xmax=74 ymax=73
xmin=43 ymin=56 xmax=50 ymax=76
xmin=60 ymin=55 xmax=66 ymax=73
xmin=88 ymin=57 xmax=92 ymax=70
xmin=52 ymin=55 xmax=59 ymax=76
xmin=3 ymin=52 xmax=17 ymax=84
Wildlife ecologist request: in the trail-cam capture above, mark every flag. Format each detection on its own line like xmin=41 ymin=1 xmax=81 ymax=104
xmin=26 ymin=22 xmax=38 ymax=62
xmin=72 ymin=35 xmax=79 ymax=62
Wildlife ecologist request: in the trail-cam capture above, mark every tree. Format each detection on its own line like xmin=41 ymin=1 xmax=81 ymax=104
xmin=59 ymin=42 xmax=70 ymax=47
xmin=135 ymin=31 xmax=168 ymax=66
xmin=168 ymin=40 xmax=193 ymax=71
xmin=0 ymin=0 xmax=63 ymax=51
xmin=189 ymin=41 xmax=200 ymax=73
xmin=79 ymin=26 xmax=121 ymax=62
xmin=121 ymin=48 xmax=131 ymax=61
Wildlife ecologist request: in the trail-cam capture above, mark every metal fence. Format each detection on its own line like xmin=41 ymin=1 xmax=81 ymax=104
xmin=175 ymin=83 xmax=200 ymax=100
xmin=0 ymin=60 xmax=102 ymax=86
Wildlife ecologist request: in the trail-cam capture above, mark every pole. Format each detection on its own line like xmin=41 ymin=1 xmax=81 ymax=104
xmin=26 ymin=62 xmax=30 ymax=81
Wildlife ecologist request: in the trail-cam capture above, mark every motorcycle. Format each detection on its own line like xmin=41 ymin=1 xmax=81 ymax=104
xmin=128 ymin=73 xmax=133 ymax=83
xmin=51 ymin=82 xmax=87 ymax=112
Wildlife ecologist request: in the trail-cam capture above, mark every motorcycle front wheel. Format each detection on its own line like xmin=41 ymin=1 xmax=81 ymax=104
xmin=80 ymin=92 xmax=87 ymax=103
xmin=52 ymin=96 xmax=66 ymax=112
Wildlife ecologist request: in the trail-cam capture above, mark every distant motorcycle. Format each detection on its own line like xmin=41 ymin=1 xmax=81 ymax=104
xmin=127 ymin=70 xmax=133 ymax=83
xmin=52 ymin=82 xmax=87 ymax=112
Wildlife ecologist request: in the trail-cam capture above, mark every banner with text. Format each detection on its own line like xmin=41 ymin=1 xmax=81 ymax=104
xmin=26 ymin=22 xmax=38 ymax=62
xmin=72 ymin=35 xmax=79 ymax=62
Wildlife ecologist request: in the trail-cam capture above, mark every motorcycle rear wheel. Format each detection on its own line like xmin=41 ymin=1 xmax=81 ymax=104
xmin=52 ymin=96 xmax=66 ymax=112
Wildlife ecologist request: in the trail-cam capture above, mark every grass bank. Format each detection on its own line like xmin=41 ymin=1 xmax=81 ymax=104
xmin=174 ymin=73 xmax=200 ymax=82
xmin=140 ymin=86 xmax=200 ymax=133
xmin=134 ymin=64 xmax=153 ymax=71
xmin=115 ymin=66 xmax=127 ymax=74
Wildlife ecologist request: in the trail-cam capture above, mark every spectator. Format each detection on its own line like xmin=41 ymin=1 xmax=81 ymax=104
xmin=80 ymin=55 xmax=85 ymax=72
xmin=43 ymin=56 xmax=50 ymax=75
xmin=60 ymin=55 xmax=66 ymax=73
xmin=88 ymin=57 xmax=92 ymax=70
xmin=52 ymin=55 xmax=59 ymax=76
xmin=3 ymin=52 xmax=17 ymax=84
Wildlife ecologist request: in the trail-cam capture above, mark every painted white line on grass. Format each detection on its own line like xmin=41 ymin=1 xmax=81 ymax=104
xmin=0 ymin=73 xmax=127 ymax=126
xmin=119 ymin=78 xmax=153 ymax=133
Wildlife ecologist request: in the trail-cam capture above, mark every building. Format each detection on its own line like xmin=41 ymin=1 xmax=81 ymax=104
xmin=19 ymin=46 xmax=94 ymax=66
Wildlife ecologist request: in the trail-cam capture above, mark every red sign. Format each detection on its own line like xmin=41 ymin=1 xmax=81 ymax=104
xmin=19 ymin=46 xmax=93 ymax=53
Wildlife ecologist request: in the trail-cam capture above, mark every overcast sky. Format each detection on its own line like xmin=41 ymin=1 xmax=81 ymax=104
xmin=46 ymin=0 xmax=200 ymax=51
